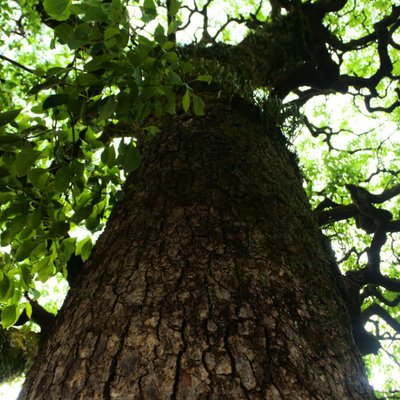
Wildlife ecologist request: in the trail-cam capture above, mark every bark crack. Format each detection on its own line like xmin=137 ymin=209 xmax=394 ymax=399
xmin=171 ymin=319 xmax=187 ymax=400
xmin=102 ymin=317 xmax=132 ymax=400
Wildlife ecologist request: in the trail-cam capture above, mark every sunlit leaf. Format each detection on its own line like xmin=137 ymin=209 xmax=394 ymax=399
xmin=193 ymin=94 xmax=205 ymax=116
xmin=141 ymin=0 xmax=157 ymax=22
xmin=196 ymin=75 xmax=212 ymax=83
xmin=182 ymin=89 xmax=190 ymax=112
xmin=169 ymin=0 xmax=181 ymax=17
xmin=76 ymin=237 xmax=93 ymax=262
xmin=43 ymin=0 xmax=71 ymax=21
xmin=1 ymin=304 xmax=18 ymax=328
xmin=25 ymin=302 xmax=32 ymax=319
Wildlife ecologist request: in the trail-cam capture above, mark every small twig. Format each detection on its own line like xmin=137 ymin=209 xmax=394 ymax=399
xmin=0 ymin=53 xmax=37 ymax=74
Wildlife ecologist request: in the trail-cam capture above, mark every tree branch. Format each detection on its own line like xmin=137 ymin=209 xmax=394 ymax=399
xmin=360 ymin=285 xmax=400 ymax=307
xmin=362 ymin=303 xmax=400 ymax=334
xmin=0 ymin=54 xmax=37 ymax=74
xmin=316 ymin=183 xmax=400 ymax=227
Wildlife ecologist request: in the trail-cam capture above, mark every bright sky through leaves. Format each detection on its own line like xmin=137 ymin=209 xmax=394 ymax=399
xmin=1 ymin=0 xmax=400 ymax=397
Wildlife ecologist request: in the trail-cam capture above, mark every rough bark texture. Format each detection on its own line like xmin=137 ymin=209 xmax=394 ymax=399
xmin=20 ymin=97 xmax=375 ymax=399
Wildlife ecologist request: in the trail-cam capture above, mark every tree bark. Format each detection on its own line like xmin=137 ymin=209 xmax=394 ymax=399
xmin=19 ymin=96 xmax=375 ymax=399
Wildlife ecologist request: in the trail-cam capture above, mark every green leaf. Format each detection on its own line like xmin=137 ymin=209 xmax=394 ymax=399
xmin=25 ymin=302 xmax=32 ymax=319
xmin=47 ymin=67 xmax=70 ymax=77
xmin=168 ymin=20 xmax=180 ymax=36
xmin=196 ymin=74 xmax=212 ymax=83
xmin=0 ymin=278 xmax=14 ymax=303
xmin=85 ymin=215 xmax=100 ymax=231
xmin=72 ymin=205 xmax=93 ymax=223
xmin=163 ymin=41 xmax=175 ymax=51
xmin=145 ymin=125 xmax=161 ymax=138
xmin=28 ymin=209 xmax=42 ymax=230
xmin=20 ymin=265 xmax=31 ymax=289
xmin=55 ymin=166 xmax=72 ymax=192
xmin=71 ymin=160 xmax=85 ymax=179
xmin=123 ymin=145 xmax=142 ymax=174
xmin=15 ymin=240 xmax=39 ymax=262
xmin=49 ymin=221 xmax=70 ymax=236
xmin=28 ymin=168 xmax=51 ymax=189
xmin=182 ymin=89 xmax=191 ymax=112
xmin=43 ymin=0 xmax=71 ymax=21
xmin=54 ymin=22 xmax=73 ymax=43
xmin=0 ymin=276 xmax=10 ymax=301
xmin=43 ymin=94 xmax=69 ymax=111
xmin=97 ymin=97 xmax=116 ymax=121
xmin=165 ymin=52 xmax=179 ymax=64
xmin=154 ymin=24 xmax=166 ymax=45
xmin=0 ymin=109 xmax=22 ymax=127
xmin=84 ymin=54 xmax=114 ymax=72
xmin=16 ymin=149 xmax=42 ymax=177
xmin=33 ymin=257 xmax=55 ymax=282
xmin=193 ymin=94 xmax=205 ymax=116
xmin=19 ymin=225 xmax=33 ymax=241
xmin=101 ymin=146 xmax=116 ymax=167
xmin=76 ymin=73 xmax=100 ymax=86
xmin=104 ymin=25 xmax=120 ymax=41
xmin=179 ymin=61 xmax=193 ymax=73
xmin=79 ymin=3 xmax=107 ymax=22
xmin=1 ymin=305 xmax=18 ymax=328
xmin=81 ymin=240 xmax=93 ymax=261
xmin=169 ymin=0 xmax=181 ymax=17
xmin=59 ymin=237 xmax=76 ymax=264
xmin=76 ymin=237 xmax=93 ymax=262
xmin=0 ymin=134 xmax=25 ymax=151
xmin=141 ymin=0 xmax=157 ymax=22
xmin=65 ymin=22 xmax=92 ymax=49
xmin=128 ymin=49 xmax=149 ymax=67
xmin=28 ymin=76 xmax=61 ymax=95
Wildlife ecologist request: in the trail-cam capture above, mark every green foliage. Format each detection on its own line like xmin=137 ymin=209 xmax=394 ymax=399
xmin=0 ymin=110 xmax=22 ymax=128
xmin=0 ymin=0 xmax=205 ymax=337
xmin=43 ymin=0 xmax=72 ymax=21
xmin=0 ymin=0 xmax=400 ymax=396
xmin=0 ymin=328 xmax=39 ymax=383
xmin=295 ymin=93 xmax=400 ymax=394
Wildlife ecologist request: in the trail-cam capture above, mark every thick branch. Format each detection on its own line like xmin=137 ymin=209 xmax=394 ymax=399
xmin=360 ymin=285 xmax=400 ymax=307
xmin=362 ymin=303 xmax=400 ymax=334
xmin=316 ymin=183 xmax=400 ymax=227
xmin=372 ymin=274 xmax=400 ymax=293
xmin=316 ymin=203 xmax=357 ymax=225
xmin=15 ymin=299 xmax=55 ymax=337
xmin=313 ymin=0 xmax=347 ymax=13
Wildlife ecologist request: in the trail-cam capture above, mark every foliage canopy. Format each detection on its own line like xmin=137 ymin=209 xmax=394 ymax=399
xmin=0 ymin=0 xmax=400 ymax=397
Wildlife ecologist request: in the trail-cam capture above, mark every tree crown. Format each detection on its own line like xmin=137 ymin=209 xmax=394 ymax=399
xmin=0 ymin=0 xmax=400 ymax=396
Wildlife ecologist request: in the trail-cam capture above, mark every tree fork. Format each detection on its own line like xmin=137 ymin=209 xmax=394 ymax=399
xmin=19 ymin=97 xmax=375 ymax=399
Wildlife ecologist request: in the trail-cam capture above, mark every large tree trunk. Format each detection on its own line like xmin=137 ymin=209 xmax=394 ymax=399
xmin=19 ymin=96 xmax=375 ymax=399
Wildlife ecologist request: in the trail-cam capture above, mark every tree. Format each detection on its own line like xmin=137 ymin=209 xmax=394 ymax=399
xmin=0 ymin=0 xmax=399 ymax=398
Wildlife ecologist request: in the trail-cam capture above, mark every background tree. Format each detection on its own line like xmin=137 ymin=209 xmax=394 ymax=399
xmin=0 ymin=0 xmax=400 ymax=398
